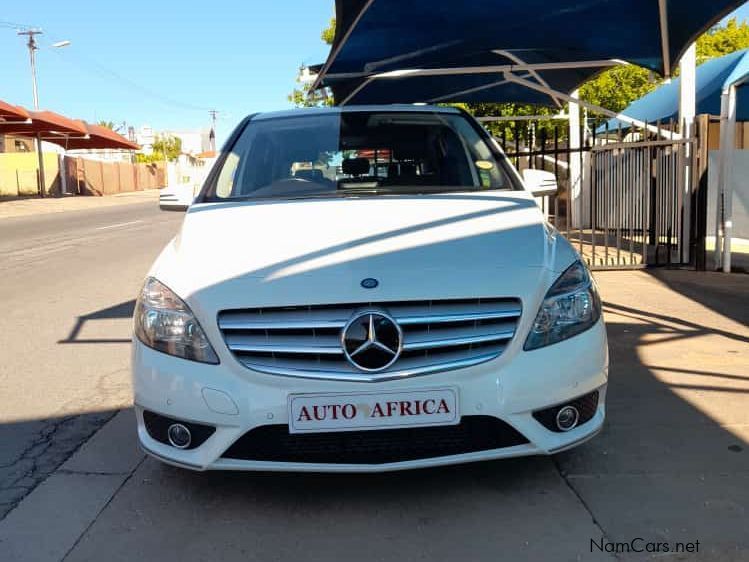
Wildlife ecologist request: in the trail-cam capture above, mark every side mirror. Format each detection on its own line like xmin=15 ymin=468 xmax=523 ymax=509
xmin=522 ymin=169 xmax=558 ymax=198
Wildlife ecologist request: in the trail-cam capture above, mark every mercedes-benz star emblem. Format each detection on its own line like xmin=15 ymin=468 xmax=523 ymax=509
xmin=341 ymin=310 xmax=403 ymax=372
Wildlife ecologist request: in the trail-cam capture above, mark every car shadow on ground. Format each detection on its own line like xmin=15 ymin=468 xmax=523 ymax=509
xmin=58 ymin=300 xmax=135 ymax=345
xmin=647 ymin=268 xmax=749 ymax=328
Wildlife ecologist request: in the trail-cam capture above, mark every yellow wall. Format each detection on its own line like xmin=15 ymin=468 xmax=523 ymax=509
xmin=0 ymin=152 xmax=60 ymax=197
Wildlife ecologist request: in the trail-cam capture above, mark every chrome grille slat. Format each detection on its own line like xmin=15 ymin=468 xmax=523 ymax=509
xmin=219 ymin=309 xmax=350 ymax=330
xmin=229 ymin=343 xmax=344 ymax=355
xmin=220 ymin=320 xmax=347 ymax=330
xmin=403 ymin=329 xmax=515 ymax=351
xmin=224 ymin=333 xmax=342 ymax=355
xmin=234 ymin=350 xmax=506 ymax=383
xmin=218 ymin=298 xmax=521 ymax=382
xmin=396 ymin=310 xmax=521 ymax=325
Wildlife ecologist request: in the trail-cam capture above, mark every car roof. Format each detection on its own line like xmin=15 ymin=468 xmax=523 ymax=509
xmin=251 ymin=104 xmax=462 ymax=121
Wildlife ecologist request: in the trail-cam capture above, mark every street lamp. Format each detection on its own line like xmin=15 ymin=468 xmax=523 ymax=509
xmin=17 ymin=29 xmax=71 ymax=110
xmin=16 ymin=29 xmax=71 ymax=198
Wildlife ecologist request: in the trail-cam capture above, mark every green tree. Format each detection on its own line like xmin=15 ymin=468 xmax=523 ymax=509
xmin=288 ymin=18 xmax=336 ymax=107
xmin=135 ymin=134 xmax=182 ymax=164
xmin=320 ymin=17 xmax=336 ymax=45
xmin=97 ymin=120 xmax=117 ymax=131
xmin=580 ymin=18 xmax=749 ymax=116
xmin=579 ymin=66 xmax=656 ymax=115
xmin=697 ymin=17 xmax=749 ymax=61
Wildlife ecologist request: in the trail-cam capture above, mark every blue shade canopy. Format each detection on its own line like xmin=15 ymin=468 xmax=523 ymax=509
xmin=323 ymin=50 xmax=606 ymax=106
xmin=600 ymin=49 xmax=749 ymax=131
xmin=315 ymin=0 xmax=746 ymax=95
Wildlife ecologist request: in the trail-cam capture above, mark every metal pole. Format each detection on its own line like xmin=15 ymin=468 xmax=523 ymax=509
xmin=18 ymin=30 xmax=46 ymax=197
xmin=25 ymin=34 xmax=40 ymax=109
xmin=715 ymin=93 xmax=728 ymax=269
xmin=568 ymin=90 xmax=582 ymax=229
xmin=722 ymin=85 xmax=737 ymax=273
xmin=679 ymin=43 xmax=696 ymax=265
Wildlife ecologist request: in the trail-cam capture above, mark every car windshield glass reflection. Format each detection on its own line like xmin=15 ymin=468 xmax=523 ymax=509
xmin=210 ymin=111 xmax=511 ymax=200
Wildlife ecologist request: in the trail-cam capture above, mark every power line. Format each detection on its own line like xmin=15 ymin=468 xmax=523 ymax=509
xmin=50 ymin=48 xmax=213 ymax=112
xmin=0 ymin=20 xmax=36 ymax=29
xmin=6 ymin=21 xmax=213 ymax=113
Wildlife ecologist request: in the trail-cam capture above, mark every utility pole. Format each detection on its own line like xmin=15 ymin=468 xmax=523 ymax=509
xmin=209 ymin=110 xmax=218 ymax=152
xmin=17 ymin=29 xmax=42 ymax=109
xmin=18 ymin=29 xmax=45 ymax=197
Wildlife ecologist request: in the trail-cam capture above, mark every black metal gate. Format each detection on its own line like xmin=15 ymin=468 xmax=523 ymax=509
xmin=582 ymin=138 xmax=693 ymax=269
xmin=492 ymin=118 xmax=695 ymax=270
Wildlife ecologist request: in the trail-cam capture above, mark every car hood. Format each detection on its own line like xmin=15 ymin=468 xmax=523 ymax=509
xmin=152 ymin=191 xmax=577 ymax=311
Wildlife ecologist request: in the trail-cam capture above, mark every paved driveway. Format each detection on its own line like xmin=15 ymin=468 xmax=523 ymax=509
xmin=0 ymin=269 xmax=747 ymax=561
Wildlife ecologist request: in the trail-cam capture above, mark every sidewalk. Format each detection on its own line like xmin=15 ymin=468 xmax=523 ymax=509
xmin=0 ymin=189 xmax=162 ymax=220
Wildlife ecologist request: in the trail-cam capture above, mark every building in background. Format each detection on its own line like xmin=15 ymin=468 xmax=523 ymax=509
xmin=165 ymin=128 xmax=214 ymax=156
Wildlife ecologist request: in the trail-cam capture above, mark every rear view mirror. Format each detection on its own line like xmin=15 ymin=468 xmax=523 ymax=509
xmin=522 ymin=169 xmax=558 ymax=198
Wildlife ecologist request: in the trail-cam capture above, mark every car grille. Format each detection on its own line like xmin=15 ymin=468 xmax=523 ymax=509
xmin=218 ymin=298 xmax=522 ymax=381
xmin=220 ymin=416 xmax=529 ymax=464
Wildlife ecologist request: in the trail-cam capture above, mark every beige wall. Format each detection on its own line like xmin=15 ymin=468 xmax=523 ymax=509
xmin=1 ymin=153 xmax=165 ymax=197
xmin=0 ymin=152 xmax=60 ymax=197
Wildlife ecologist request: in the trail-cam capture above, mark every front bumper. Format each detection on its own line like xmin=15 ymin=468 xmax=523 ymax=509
xmin=132 ymin=319 xmax=608 ymax=472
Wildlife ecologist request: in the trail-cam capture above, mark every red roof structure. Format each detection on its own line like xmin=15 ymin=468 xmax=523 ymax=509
xmin=0 ymin=100 xmax=30 ymax=122
xmin=58 ymin=122 xmax=140 ymax=151
xmin=1 ymin=99 xmax=140 ymax=197
xmin=0 ymin=102 xmax=139 ymax=150
xmin=0 ymin=109 xmax=88 ymax=137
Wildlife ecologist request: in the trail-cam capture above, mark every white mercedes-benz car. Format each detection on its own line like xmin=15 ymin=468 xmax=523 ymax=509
xmin=132 ymin=105 xmax=608 ymax=472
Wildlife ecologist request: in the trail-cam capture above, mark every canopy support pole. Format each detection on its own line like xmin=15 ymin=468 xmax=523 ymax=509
xmin=679 ymin=43 xmax=696 ymax=265
xmin=503 ymin=73 xmax=681 ymax=140
xmin=717 ymin=84 xmax=737 ymax=272
xmin=36 ymin=133 xmax=46 ymax=198
xmin=336 ymin=60 xmax=625 ymax=106
xmin=715 ymin=93 xmax=728 ymax=269
xmin=492 ymin=49 xmax=563 ymax=107
xmin=328 ymin=60 xmax=624 ymax=92
xmin=310 ymin=0 xmax=376 ymax=92
xmin=658 ymin=0 xmax=672 ymax=77
xmin=568 ymin=90 xmax=583 ymax=229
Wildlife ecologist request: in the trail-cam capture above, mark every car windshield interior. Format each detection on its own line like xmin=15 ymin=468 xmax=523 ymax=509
xmin=210 ymin=111 xmax=512 ymax=200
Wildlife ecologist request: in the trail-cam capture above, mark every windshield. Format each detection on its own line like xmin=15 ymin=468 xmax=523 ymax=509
xmin=207 ymin=111 xmax=513 ymax=200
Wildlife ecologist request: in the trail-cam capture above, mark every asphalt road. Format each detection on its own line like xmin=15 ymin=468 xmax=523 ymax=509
xmin=0 ymin=201 xmax=183 ymax=519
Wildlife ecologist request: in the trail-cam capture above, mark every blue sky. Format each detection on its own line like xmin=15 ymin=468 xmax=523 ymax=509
xmin=1 ymin=1 xmax=748 ymax=144
xmin=0 ymin=1 xmax=334 ymax=143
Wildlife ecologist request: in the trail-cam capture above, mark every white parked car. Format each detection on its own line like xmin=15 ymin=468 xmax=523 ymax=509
xmin=132 ymin=105 xmax=608 ymax=472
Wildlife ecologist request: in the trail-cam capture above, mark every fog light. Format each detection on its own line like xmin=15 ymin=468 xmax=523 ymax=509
xmin=167 ymin=423 xmax=192 ymax=449
xmin=555 ymin=406 xmax=580 ymax=432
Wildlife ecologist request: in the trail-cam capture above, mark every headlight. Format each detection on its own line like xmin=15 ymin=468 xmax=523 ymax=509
xmin=524 ymin=261 xmax=602 ymax=351
xmin=134 ymin=277 xmax=219 ymax=364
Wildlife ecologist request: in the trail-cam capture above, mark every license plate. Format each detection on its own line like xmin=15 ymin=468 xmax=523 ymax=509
xmin=288 ymin=388 xmax=459 ymax=434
